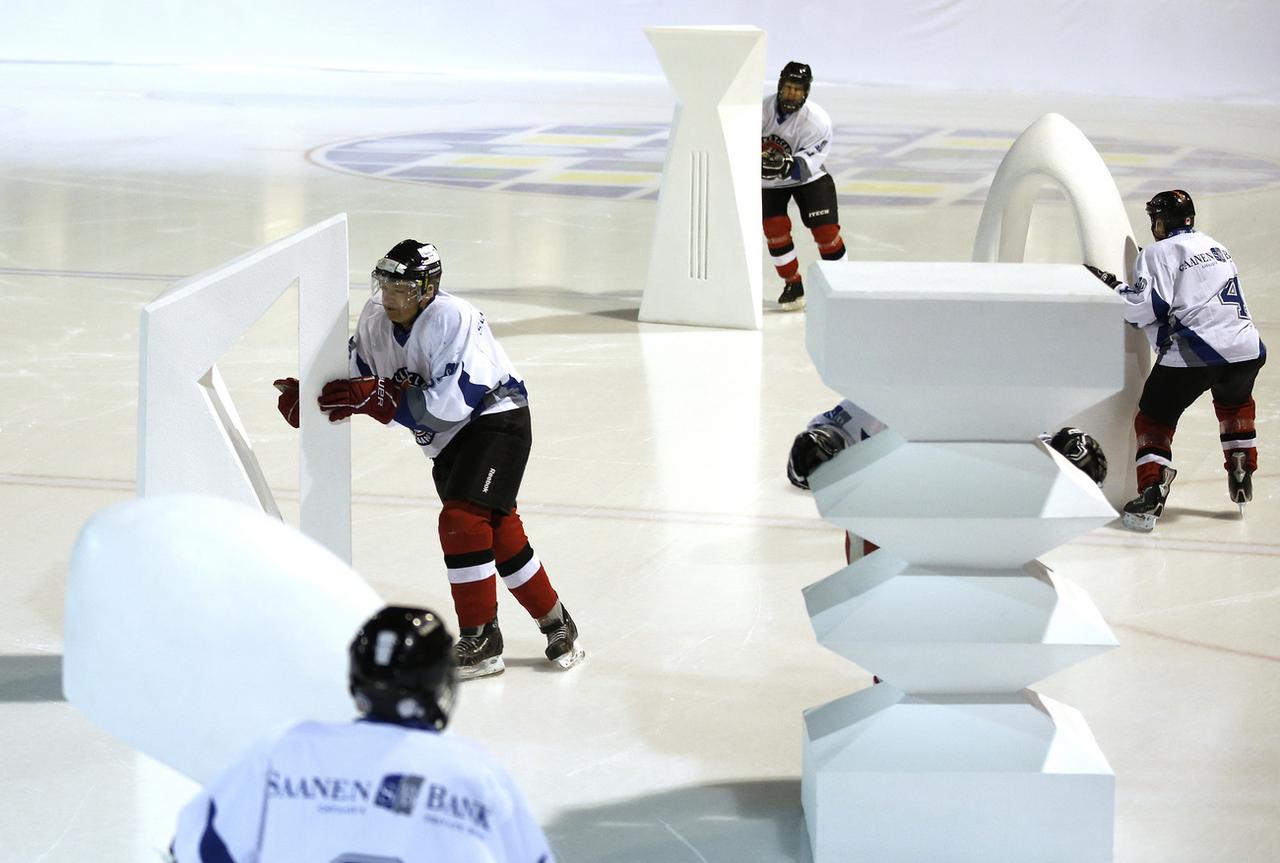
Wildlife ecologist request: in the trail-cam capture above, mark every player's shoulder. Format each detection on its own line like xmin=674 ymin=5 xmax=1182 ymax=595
xmin=800 ymin=99 xmax=832 ymax=130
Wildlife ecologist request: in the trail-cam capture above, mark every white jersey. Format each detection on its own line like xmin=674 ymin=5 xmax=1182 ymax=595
xmin=351 ymin=291 xmax=528 ymax=457
xmin=170 ymin=719 xmax=553 ymax=863
xmin=761 ymin=96 xmax=834 ymax=190
xmin=1117 ymin=228 xmax=1265 ymax=368
xmin=809 ymin=399 xmax=887 ymax=445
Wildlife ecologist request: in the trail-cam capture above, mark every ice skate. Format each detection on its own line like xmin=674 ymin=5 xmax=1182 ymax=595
xmin=1121 ymin=466 xmax=1177 ymax=532
xmin=1228 ymin=450 xmax=1253 ymax=517
xmin=777 ymin=279 xmax=805 ymax=311
xmin=454 ymin=617 xmax=505 ymax=680
xmin=538 ymin=603 xmax=585 ymax=670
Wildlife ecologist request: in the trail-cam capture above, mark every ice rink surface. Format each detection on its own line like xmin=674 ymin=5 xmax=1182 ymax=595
xmin=0 ymin=62 xmax=1277 ymax=861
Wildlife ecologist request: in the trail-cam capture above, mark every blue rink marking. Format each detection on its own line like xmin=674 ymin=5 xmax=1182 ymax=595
xmin=310 ymin=122 xmax=1280 ymax=206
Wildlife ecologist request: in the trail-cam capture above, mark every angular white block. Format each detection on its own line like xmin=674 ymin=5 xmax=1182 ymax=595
xmin=804 ymin=555 xmax=1117 ymax=693
xmin=810 ymin=432 xmax=1117 ymax=568
xmin=972 ymin=112 xmax=1149 ymax=506
xmin=805 ymin=260 xmax=1123 ymax=441
xmin=640 ymin=26 xmax=765 ymax=329
xmin=63 ymin=495 xmax=383 ymax=783
xmin=139 ymin=214 xmax=352 ymax=561
xmin=803 ymin=688 xmax=1114 ymax=863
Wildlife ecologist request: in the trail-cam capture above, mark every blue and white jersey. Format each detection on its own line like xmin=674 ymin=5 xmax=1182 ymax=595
xmin=809 ymin=399 xmax=887 ymax=446
xmin=170 ymin=719 xmax=553 ymax=863
xmin=761 ymin=96 xmax=834 ymax=190
xmin=1117 ymin=229 xmax=1265 ymax=368
xmin=351 ymin=291 xmax=528 ymax=457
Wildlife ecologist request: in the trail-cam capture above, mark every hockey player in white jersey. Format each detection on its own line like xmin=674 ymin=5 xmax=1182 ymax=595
xmin=761 ymin=61 xmax=847 ymax=310
xmin=1086 ymin=189 xmax=1266 ymax=530
xmin=273 ymin=240 xmax=583 ymax=679
xmin=168 ymin=606 xmax=555 ymax=863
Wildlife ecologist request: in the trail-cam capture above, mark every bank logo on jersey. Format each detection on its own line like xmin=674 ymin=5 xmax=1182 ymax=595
xmin=375 ymin=774 xmax=425 ymax=815
xmin=310 ymin=123 xmax=1280 ymax=206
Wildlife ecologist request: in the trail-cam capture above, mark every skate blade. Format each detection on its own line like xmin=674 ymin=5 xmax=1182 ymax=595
xmin=457 ymin=656 xmax=505 ymax=681
xmin=1238 ymin=502 xmax=1247 ymax=518
xmin=1121 ymin=512 xmax=1156 ymax=532
xmin=778 ymin=298 xmax=805 ymax=311
xmin=551 ymin=644 xmax=586 ymax=671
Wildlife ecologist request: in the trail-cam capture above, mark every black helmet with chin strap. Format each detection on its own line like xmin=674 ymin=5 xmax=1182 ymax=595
xmin=349 ymin=606 xmax=457 ymax=730
xmin=372 ymin=240 xmax=443 ymax=305
xmin=777 ymin=61 xmax=813 ymax=114
xmin=1145 ymin=190 xmax=1195 ymax=234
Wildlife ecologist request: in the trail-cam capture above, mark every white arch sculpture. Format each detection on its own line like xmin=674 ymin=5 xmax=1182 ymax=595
xmin=138 ymin=214 xmax=352 ymax=561
xmin=973 ymin=112 xmax=1150 ymax=505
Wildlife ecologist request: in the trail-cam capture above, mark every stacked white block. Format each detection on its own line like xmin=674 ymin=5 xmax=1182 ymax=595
xmin=801 ymin=260 xmax=1121 ymax=863
xmin=641 ymin=26 xmax=765 ymax=330
xmin=64 ymin=494 xmax=383 ymax=783
xmin=138 ymin=214 xmax=352 ymax=561
xmin=973 ymin=112 xmax=1149 ymax=506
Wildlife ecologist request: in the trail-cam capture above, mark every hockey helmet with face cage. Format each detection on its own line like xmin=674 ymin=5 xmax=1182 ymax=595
xmin=371 ymin=239 xmax=443 ymax=306
xmin=777 ymin=61 xmax=813 ymax=114
xmin=349 ymin=606 xmax=457 ymax=730
xmin=1049 ymin=427 xmax=1108 ymax=487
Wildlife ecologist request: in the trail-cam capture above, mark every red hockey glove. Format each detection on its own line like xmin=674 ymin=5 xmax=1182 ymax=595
xmin=273 ymin=377 xmax=300 ymax=428
xmin=318 ymin=376 xmax=402 ymax=424
xmin=762 ymin=149 xmax=795 ymax=181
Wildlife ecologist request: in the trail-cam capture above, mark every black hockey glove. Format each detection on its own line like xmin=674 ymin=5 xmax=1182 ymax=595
xmin=1084 ymin=264 xmax=1121 ymax=289
xmin=786 ymin=425 xmax=848 ymax=490
xmin=762 ymin=149 xmax=795 ymax=181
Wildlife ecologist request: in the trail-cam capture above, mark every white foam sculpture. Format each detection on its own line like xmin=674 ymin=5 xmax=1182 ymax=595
xmin=63 ymin=494 xmax=383 ymax=784
xmin=138 ymin=214 xmax=353 ymax=561
xmin=641 ymin=26 xmax=765 ymax=330
xmin=801 ymin=255 xmax=1122 ymax=861
xmin=973 ymin=112 xmax=1149 ymax=506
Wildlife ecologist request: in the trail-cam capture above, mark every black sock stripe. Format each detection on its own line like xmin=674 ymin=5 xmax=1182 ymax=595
xmin=496 ymin=544 xmax=535 ymax=577
xmin=1220 ymin=431 xmax=1256 ymax=443
xmin=444 ymin=550 xmax=495 ymax=569
xmin=1137 ymin=445 xmax=1173 ymax=460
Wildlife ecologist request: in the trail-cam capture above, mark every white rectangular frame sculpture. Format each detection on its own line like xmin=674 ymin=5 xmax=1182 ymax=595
xmin=138 ymin=214 xmax=352 ymax=562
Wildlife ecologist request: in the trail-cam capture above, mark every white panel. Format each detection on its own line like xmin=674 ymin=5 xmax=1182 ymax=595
xmin=805 ymin=260 xmax=1123 ymax=441
xmin=973 ymin=112 xmax=1150 ymax=506
xmin=63 ymin=495 xmax=383 ymax=784
xmin=803 ymin=689 xmax=1114 ymax=863
xmin=138 ymin=214 xmax=352 ymax=561
xmin=804 ymin=557 xmax=1118 ymax=693
xmin=640 ymin=26 xmax=764 ymax=329
xmin=810 ymin=435 xmax=1117 ymax=567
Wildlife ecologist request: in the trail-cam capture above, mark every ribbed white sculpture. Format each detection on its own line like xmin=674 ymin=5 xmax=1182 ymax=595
xmin=641 ymin=26 xmax=765 ymax=330
xmin=800 ymin=254 xmax=1123 ymax=862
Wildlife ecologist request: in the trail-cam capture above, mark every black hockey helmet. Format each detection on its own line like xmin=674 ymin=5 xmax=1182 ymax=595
xmin=372 ymin=239 xmax=443 ymax=304
xmin=1145 ymin=190 xmax=1195 ymax=236
xmin=777 ymin=61 xmax=813 ymax=114
xmin=1049 ymin=427 xmax=1108 ymax=487
xmin=349 ymin=606 xmax=457 ymax=730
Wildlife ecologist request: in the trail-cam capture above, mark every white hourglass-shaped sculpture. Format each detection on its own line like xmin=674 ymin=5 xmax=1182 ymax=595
xmin=641 ymin=26 xmax=766 ymax=330
xmin=800 ymin=260 xmax=1123 ymax=863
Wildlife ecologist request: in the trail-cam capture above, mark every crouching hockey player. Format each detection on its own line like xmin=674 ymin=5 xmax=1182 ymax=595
xmin=273 ymin=240 xmax=583 ymax=679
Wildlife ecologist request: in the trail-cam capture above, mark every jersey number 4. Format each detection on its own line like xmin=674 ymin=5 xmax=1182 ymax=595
xmin=1218 ymin=276 xmax=1250 ymax=319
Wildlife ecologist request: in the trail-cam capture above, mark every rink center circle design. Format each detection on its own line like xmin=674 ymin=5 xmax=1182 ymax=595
xmin=310 ymin=123 xmax=1280 ymax=207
